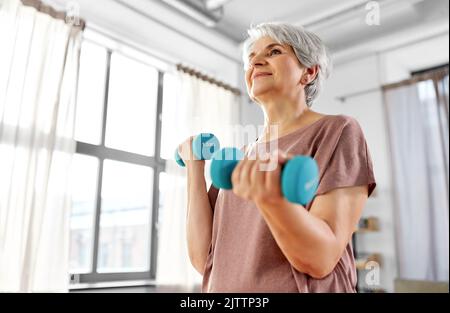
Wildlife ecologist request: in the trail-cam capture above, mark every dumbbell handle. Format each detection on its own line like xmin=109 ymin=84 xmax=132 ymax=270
xmin=175 ymin=133 xmax=220 ymax=167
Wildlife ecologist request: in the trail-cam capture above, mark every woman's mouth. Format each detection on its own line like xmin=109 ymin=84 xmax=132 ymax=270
xmin=253 ymin=73 xmax=272 ymax=80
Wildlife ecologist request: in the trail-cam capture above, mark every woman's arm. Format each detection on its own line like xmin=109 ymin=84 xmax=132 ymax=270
xmin=256 ymin=185 xmax=368 ymax=279
xmin=231 ymin=150 xmax=368 ymax=278
xmin=186 ymin=162 xmax=214 ymax=275
xmin=179 ymin=137 xmax=214 ymax=275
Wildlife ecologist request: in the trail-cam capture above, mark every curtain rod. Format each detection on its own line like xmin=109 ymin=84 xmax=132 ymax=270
xmin=382 ymin=66 xmax=449 ymax=91
xmin=21 ymin=0 xmax=86 ymax=30
xmin=337 ymin=66 xmax=449 ymax=102
xmin=176 ymin=64 xmax=242 ymax=96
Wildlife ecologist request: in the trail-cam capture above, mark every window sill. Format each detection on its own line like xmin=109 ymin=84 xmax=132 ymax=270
xmin=69 ymin=279 xmax=156 ymax=291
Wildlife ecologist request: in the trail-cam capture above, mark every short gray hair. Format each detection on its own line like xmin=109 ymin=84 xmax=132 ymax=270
xmin=243 ymin=22 xmax=332 ymax=107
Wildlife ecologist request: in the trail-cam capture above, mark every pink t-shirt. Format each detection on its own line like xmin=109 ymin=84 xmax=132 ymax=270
xmin=202 ymin=114 xmax=377 ymax=292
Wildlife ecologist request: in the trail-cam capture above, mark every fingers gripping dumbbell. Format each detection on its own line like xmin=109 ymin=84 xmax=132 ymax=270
xmin=175 ymin=133 xmax=220 ymax=167
xmin=209 ymin=147 xmax=319 ymax=206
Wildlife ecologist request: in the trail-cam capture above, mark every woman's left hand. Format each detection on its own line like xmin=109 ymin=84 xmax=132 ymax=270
xmin=231 ymin=149 xmax=292 ymax=207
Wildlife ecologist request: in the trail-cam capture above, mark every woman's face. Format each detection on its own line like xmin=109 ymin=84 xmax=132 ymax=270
xmin=245 ymin=36 xmax=304 ymax=103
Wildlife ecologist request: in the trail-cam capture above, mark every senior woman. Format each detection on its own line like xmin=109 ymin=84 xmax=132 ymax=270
xmin=178 ymin=22 xmax=376 ymax=292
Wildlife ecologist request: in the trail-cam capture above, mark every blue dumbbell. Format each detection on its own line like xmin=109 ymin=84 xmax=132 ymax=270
xmin=175 ymin=133 xmax=220 ymax=167
xmin=210 ymin=147 xmax=319 ymax=206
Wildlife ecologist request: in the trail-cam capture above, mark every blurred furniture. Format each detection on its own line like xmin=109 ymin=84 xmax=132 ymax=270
xmin=394 ymin=279 xmax=449 ymax=293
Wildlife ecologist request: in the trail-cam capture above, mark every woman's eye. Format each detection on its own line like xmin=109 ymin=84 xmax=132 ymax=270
xmin=269 ymin=49 xmax=281 ymax=56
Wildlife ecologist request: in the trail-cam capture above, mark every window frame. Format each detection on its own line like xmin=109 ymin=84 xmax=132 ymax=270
xmin=70 ymin=46 xmax=166 ymax=285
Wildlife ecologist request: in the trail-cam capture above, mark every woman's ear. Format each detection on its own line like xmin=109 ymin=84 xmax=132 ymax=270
xmin=301 ymin=65 xmax=319 ymax=85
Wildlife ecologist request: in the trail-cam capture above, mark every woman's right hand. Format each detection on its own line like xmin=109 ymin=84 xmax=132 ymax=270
xmin=178 ymin=136 xmax=205 ymax=166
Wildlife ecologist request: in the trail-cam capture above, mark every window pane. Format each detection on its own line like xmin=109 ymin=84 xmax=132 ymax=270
xmin=160 ymin=73 xmax=182 ymax=160
xmin=74 ymin=41 xmax=107 ymax=145
xmin=98 ymin=159 xmax=153 ymax=272
xmin=69 ymin=154 xmax=99 ymax=273
xmin=105 ymin=53 xmax=158 ymax=156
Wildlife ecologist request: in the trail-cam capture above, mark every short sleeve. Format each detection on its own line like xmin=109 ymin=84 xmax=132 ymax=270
xmin=316 ymin=117 xmax=376 ymax=197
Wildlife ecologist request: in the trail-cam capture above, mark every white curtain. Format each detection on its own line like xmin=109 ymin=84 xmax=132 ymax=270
xmin=156 ymin=71 xmax=239 ymax=290
xmin=0 ymin=0 xmax=82 ymax=292
xmin=384 ymin=76 xmax=449 ymax=282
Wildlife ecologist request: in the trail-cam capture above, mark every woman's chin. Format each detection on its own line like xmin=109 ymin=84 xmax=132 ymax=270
xmin=251 ymin=87 xmax=273 ymax=100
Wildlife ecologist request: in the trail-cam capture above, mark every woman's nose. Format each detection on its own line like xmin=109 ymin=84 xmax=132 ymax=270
xmin=249 ymin=53 xmax=267 ymax=68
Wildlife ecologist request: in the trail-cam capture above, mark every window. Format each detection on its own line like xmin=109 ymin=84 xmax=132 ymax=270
xmin=74 ymin=41 xmax=107 ymax=145
xmin=160 ymin=73 xmax=181 ymax=160
xmin=70 ymin=38 xmax=167 ymax=284
xmin=384 ymin=66 xmax=449 ymax=283
xmin=105 ymin=53 xmax=158 ymax=156
xmin=97 ymin=160 xmax=153 ymax=273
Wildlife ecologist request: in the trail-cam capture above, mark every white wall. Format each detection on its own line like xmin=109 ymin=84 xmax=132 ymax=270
xmin=380 ymin=34 xmax=449 ymax=84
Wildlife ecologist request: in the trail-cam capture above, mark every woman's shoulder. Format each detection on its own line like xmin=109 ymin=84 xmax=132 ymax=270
xmin=319 ymin=114 xmax=362 ymax=131
xmin=308 ymin=114 xmax=366 ymax=147
xmin=319 ymin=115 xmax=368 ymax=150
xmin=320 ymin=113 xmax=358 ymax=123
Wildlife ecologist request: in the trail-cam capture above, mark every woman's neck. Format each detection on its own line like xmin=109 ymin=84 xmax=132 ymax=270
xmin=259 ymin=99 xmax=312 ymax=142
